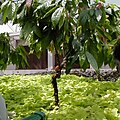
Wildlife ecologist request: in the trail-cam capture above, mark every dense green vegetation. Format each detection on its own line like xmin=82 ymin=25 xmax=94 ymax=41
xmin=0 ymin=74 xmax=120 ymax=120
xmin=0 ymin=0 xmax=120 ymax=72
xmin=1 ymin=0 xmax=120 ymax=107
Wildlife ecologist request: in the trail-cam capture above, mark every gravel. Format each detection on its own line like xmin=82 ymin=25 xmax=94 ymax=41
xmin=70 ymin=69 xmax=120 ymax=81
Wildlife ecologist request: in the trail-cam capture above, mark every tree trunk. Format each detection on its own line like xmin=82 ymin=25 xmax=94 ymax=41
xmin=51 ymin=40 xmax=66 ymax=106
xmin=51 ymin=58 xmax=66 ymax=106
xmin=51 ymin=71 xmax=60 ymax=106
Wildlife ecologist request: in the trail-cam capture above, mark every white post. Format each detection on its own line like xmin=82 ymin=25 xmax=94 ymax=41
xmin=48 ymin=50 xmax=54 ymax=71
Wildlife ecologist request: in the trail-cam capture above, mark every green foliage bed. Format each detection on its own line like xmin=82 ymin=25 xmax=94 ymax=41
xmin=0 ymin=74 xmax=120 ymax=120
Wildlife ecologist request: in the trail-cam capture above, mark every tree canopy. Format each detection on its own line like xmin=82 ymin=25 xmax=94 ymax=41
xmin=0 ymin=0 xmax=120 ymax=72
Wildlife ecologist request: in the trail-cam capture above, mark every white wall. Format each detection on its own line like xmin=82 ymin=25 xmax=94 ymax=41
xmin=106 ymin=0 xmax=120 ymax=5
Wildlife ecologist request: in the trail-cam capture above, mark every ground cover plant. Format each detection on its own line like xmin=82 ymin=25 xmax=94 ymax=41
xmin=0 ymin=74 xmax=120 ymax=120
xmin=0 ymin=0 xmax=120 ymax=106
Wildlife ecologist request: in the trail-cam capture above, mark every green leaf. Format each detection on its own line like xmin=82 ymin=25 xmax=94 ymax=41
xmin=64 ymin=19 xmax=69 ymax=32
xmin=104 ymin=31 xmax=112 ymax=40
xmin=79 ymin=53 xmax=86 ymax=67
xmin=72 ymin=0 xmax=76 ymax=8
xmin=79 ymin=10 xmax=89 ymax=25
xmin=7 ymin=4 xmax=12 ymax=20
xmin=0 ymin=42 xmax=3 ymax=51
xmin=92 ymin=105 xmax=105 ymax=120
xmin=0 ymin=13 xmax=3 ymax=25
xmin=35 ymin=42 xmax=41 ymax=53
xmin=18 ymin=46 xmax=28 ymax=65
xmin=82 ymin=0 xmax=88 ymax=6
xmin=79 ymin=47 xmax=90 ymax=70
xmin=95 ymin=9 xmax=102 ymax=21
xmin=20 ymin=21 xmax=33 ymax=39
xmin=51 ymin=7 xmax=64 ymax=28
xmin=17 ymin=1 xmax=26 ymax=14
xmin=99 ymin=7 xmax=106 ymax=24
xmin=95 ymin=9 xmax=102 ymax=18
xmin=97 ymin=51 xmax=104 ymax=68
xmin=104 ymin=22 xmax=112 ymax=31
xmin=0 ymin=1 xmax=12 ymax=22
xmin=100 ymin=0 xmax=105 ymax=3
xmin=2 ymin=6 xmax=9 ymax=22
xmin=1 ymin=1 xmax=9 ymax=10
xmin=86 ymin=51 xmax=99 ymax=73
xmin=77 ymin=26 xmax=82 ymax=35
xmin=59 ymin=13 xmax=65 ymax=29
xmin=89 ymin=9 xmax=94 ymax=16
xmin=10 ymin=51 xmax=17 ymax=65
xmin=42 ymin=5 xmax=58 ymax=19
xmin=82 ymin=58 xmax=90 ymax=70
xmin=96 ymin=26 xmax=111 ymax=40
xmin=96 ymin=26 xmax=104 ymax=37
xmin=33 ymin=25 xmax=42 ymax=38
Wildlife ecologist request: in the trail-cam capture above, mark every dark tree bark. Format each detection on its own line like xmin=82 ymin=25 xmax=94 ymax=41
xmin=51 ymin=45 xmax=66 ymax=106
xmin=113 ymin=40 xmax=120 ymax=73
xmin=51 ymin=46 xmax=61 ymax=106
xmin=51 ymin=71 xmax=60 ymax=106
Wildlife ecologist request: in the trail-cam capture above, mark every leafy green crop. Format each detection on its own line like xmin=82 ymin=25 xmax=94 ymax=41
xmin=0 ymin=75 xmax=120 ymax=120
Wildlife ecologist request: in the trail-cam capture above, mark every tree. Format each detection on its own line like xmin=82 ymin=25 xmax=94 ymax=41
xmin=0 ymin=0 xmax=120 ymax=106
